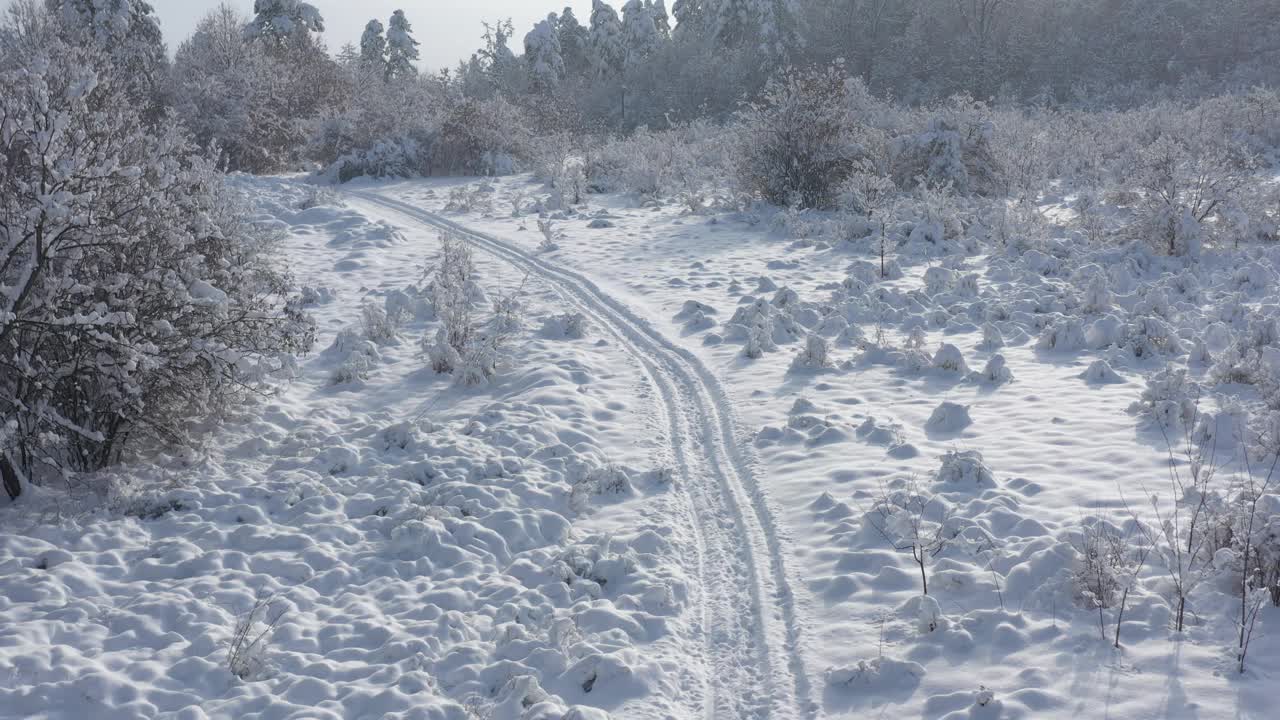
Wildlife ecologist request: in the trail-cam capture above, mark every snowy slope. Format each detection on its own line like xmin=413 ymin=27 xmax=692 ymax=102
xmin=4 ymin=172 xmax=1280 ymax=720
xmin=368 ymin=175 xmax=1280 ymax=719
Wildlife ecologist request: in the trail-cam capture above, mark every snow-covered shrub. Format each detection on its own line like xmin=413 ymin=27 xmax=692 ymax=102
xmin=736 ymin=66 xmax=873 ymax=209
xmin=0 ymin=44 xmax=314 ymax=498
xmin=1126 ymin=132 xmax=1255 ymax=256
xmin=226 ymin=594 xmax=284 ymax=681
xmin=891 ymin=97 xmax=1002 ymax=196
xmin=360 ymin=302 xmax=399 ymax=343
xmin=931 ymin=344 xmax=969 ymax=374
xmin=926 ymin=402 xmax=972 ymax=432
xmin=425 ymin=234 xmax=478 ymax=374
xmin=728 ymin=298 xmax=801 ymax=357
xmin=542 ymin=313 xmax=588 ymax=339
xmin=434 ymin=96 xmax=531 ymax=176
xmin=936 ymin=450 xmax=996 ymax=489
xmin=866 ymin=476 xmax=956 ymax=595
xmin=1071 ymin=520 xmax=1124 ymax=614
xmin=1128 ymin=366 xmax=1200 ymax=431
xmin=972 ymin=355 xmax=1013 ymax=385
xmin=1037 ymin=317 xmax=1088 ymax=352
xmin=791 ymin=334 xmax=831 ymax=371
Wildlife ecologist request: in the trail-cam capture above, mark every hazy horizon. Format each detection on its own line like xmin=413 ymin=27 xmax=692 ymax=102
xmin=146 ymin=0 xmax=594 ymax=71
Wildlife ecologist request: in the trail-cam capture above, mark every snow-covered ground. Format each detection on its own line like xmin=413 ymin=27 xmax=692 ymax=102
xmin=4 ymin=173 xmax=1280 ymax=719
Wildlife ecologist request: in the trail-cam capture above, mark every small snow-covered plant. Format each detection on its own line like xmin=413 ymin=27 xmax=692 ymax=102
xmin=1128 ymin=366 xmax=1201 ymax=432
xmin=1130 ymin=405 xmax=1227 ymax=633
xmin=360 ymin=302 xmax=398 ymax=343
xmin=227 ymin=593 xmax=285 ymax=680
xmin=973 ymin=354 xmax=1012 ymax=385
xmin=866 ymin=476 xmax=956 ymax=596
xmin=425 ymin=233 xmax=478 ymax=373
xmin=980 ymin=323 xmax=1005 ymax=350
xmin=791 ymin=334 xmax=831 ymax=371
xmin=454 ymin=282 xmax=524 ymax=387
xmin=931 ymin=343 xmax=969 ymax=373
xmin=536 ymin=218 xmax=560 ymax=252
xmin=1071 ymin=517 xmax=1126 ymax=639
xmin=1231 ymin=448 xmax=1279 ymax=672
xmin=975 ymin=686 xmax=995 ymax=708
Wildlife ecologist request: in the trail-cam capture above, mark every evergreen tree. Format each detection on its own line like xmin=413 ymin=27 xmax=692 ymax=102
xmin=648 ymin=0 xmax=671 ymax=37
xmin=622 ymin=0 xmax=663 ymax=70
xmin=524 ymin=12 xmax=564 ymax=93
xmin=245 ymin=0 xmax=324 ymax=52
xmin=588 ymin=0 xmax=624 ymax=80
xmin=360 ymin=18 xmax=386 ymax=70
xmin=557 ymin=7 xmax=590 ymax=79
xmin=385 ymin=9 xmax=419 ymax=80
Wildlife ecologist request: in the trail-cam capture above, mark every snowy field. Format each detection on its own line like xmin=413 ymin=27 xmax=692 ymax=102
xmin=4 ymin=173 xmax=1280 ymax=719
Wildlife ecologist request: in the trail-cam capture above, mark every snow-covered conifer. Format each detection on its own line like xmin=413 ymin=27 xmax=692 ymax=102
xmin=385 ymin=10 xmax=419 ymax=80
xmin=360 ymin=18 xmax=386 ymax=69
xmin=525 ymin=13 xmax=565 ymax=93
xmin=588 ymin=0 xmax=625 ymax=80
xmin=245 ymin=0 xmax=324 ymax=50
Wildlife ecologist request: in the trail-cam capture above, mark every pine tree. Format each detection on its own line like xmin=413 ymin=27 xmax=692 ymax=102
xmin=245 ymin=0 xmax=325 ymax=52
xmin=704 ymin=0 xmax=796 ymax=56
xmin=588 ymin=0 xmax=624 ymax=80
xmin=671 ymin=0 xmax=705 ymax=40
xmin=648 ymin=0 xmax=672 ymax=37
xmin=557 ymin=7 xmax=590 ymax=79
xmin=385 ymin=9 xmax=420 ymax=80
xmin=360 ymin=18 xmax=387 ymax=70
xmin=622 ymin=0 xmax=663 ymax=70
xmin=524 ymin=13 xmax=565 ymax=93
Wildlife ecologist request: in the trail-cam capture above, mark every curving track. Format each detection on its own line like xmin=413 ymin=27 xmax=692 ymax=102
xmin=348 ymin=189 xmax=815 ymax=720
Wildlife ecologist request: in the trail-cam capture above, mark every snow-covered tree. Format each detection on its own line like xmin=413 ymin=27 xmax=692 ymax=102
xmin=622 ymin=0 xmax=663 ymax=70
xmin=557 ymin=7 xmax=590 ymax=78
xmin=245 ymin=0 xmax=324 ymax=51
xmin=524 ymin=13 xmax=564 ymax=93
xmin=588 ymin=0 xmax=625 ymax=80
xmin=360 ymin=18 xmax=386 ymax=69
xmin=705 ymin=0 xmax=797 ymax=57
xmin=385 ymin=9 xmax=419 ymax=81
xmin=45 ymin=0 xmax=167 ymax=109
xmin=0 ymin=41 xmax=314 ymax=499
xmin=648 ymin=0 xmax=671 ymax=36
xmin=173 ymin=3 xmax=339 ymax=172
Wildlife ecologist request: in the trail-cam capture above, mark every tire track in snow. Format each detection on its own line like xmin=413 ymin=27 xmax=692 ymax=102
xmin=348 ymin=190 xmax=815 ymax=720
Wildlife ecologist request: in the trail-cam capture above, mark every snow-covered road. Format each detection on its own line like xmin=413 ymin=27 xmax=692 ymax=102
xmin=348 ymin=190 xmax=816 ymax=720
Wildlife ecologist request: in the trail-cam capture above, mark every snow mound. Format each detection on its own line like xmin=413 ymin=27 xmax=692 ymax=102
xmin=927 ymin=401 xmax=973 ymax=433
xmin=825 ymin=657 xmax=926 ymax=694
xmin=1080 ymin=359 xmax=1124 ymax=384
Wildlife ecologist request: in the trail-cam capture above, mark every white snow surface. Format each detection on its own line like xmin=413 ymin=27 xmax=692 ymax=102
xmin=5 ymin=173 xmax=1280 ymax=719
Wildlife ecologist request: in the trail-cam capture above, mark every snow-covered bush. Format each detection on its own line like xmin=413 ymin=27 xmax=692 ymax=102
xmin=1126 ymin=132 xmax=1256 ymax=256
xmin=891 ymin=98 xmax=1002 ymax=196
xmin=736 ymin=65 xmax=873 ymax=209
xmin=791 ymin=334 xmax=831 ymax=371
xmin=425 ymin=234 xmax=478 ymax=374
xmin=0 ymin=43 xmax=314 ymax=498
xmin=1129 ymin=366 xmax=1201 ymax=431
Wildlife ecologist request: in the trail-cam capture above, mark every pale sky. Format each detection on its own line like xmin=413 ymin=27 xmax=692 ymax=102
xmin=147 ymin=1 xmax=596 ymax=71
